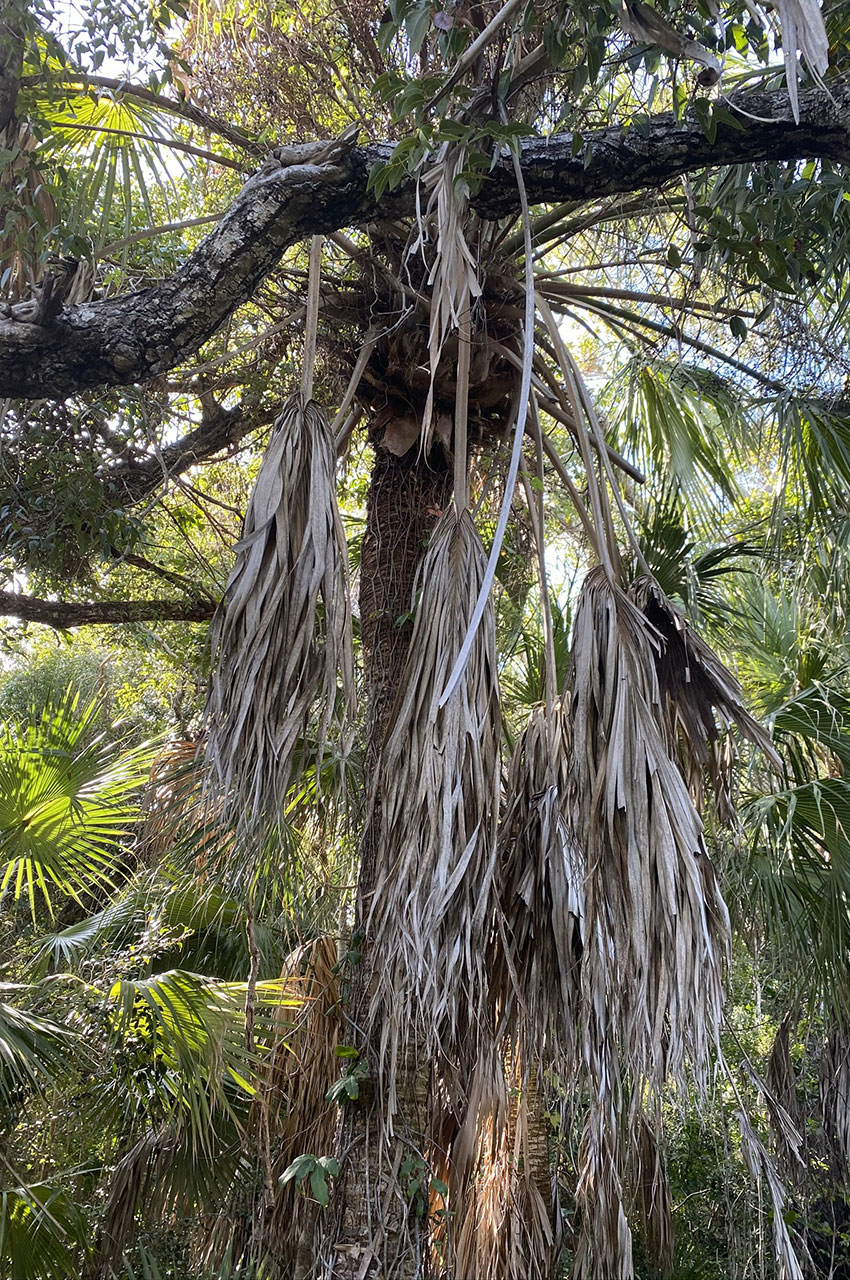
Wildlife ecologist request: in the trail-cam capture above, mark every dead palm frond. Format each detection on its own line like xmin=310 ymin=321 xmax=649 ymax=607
xmin=736 ymin=1103 xmax=805 ymax=1280
xmin=368 ymin=504 xmax=500 ymax=1114
xmin=629 ymin=574 xmax=781 ymax=820
xmin=774 ymin=0 xmax=829 ymax=123
xmin=491 ymin=431 xmax=583 ymax=1070
xmin=449 ymin=1053 xmax=556 ymax=1280
xmin=766 ymin=1012 xmax=805 ymax=1179
xmin=0 ymin=121 xmax=56 ymax=301
xmin=141 ymin=738 xmax=214 ymax=865
xmin=570 ymin=566 xmax=729 ymax=1277
xmin=572 ymin=566 xmax=729 ymax=1086
xmin=204 ymin=393 xmax=355 ymax=834
xmin=634 ymin=1111 xmax=674 ymax=1279
xmin=820 ymin=1021 xmax=850 ymax=1178
xmin=493 ymin=699 xmax=583 ymax=1071
xmin=440 ymin=132 xmax=537 ymax=708
xmin=417 ymin=144 xmax=482 ymax=449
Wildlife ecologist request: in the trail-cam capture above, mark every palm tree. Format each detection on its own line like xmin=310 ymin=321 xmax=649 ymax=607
xmin=4 ymin=0 xmax=850 ymax=1276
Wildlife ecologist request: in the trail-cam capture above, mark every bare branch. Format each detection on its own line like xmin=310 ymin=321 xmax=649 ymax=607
xmin=109 ymin=398 xmax=274 ymax=504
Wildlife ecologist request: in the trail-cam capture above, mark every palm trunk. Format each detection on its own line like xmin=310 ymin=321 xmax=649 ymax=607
xmin=319 ymin=435 xmax=452 ymax=1279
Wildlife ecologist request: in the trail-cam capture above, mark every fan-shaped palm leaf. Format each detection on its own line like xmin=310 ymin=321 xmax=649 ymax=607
xmin=0 ymin=1181 xmax=88 ymax=1280
xmin=0 ymin=690 xmax=155 ymax=918
xmin=0 ymin=986 xmax=72 ymax=1104
xmin=775 ymin=396 xmax=850 ymax=529
xmin=603 ymin=359 xmax=743 ymax=515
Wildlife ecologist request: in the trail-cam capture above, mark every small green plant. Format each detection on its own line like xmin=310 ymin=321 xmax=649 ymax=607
xmin=325 ymin=1045 xmax=366 ymax=1103
xmin=278 ymin=1154 xmax=340 ymax=1207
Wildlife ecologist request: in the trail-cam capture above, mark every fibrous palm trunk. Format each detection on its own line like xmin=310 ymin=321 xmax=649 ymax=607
xmin=319 ymin=434 xmax=452 ymax=1279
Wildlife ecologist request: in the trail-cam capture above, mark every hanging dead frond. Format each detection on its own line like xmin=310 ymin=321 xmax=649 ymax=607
xmin=629 ymin=574 xmax=781 ymax=820
xmin=774 ymin=0 xmax=829 ymax=123
xmin=570 ymin=566 xmax=729 ymax=1278
xmin=0 ymin=122 xmax=56 ymax=302
xmin=264 ymin=936 xmax=341 ymax=1268
xmin=737 ymin=1106 xmax=805 ymax=1280
xmin=368 ymin=504 xmax=500 ymax=1115
xmin=573 ymin=1095 xmax=634 ymax=1280
xmin=204 ymin=394 xmax=355 ymax=833
xmin=416 ymin=145 xmax=482 ymax=447
xmin=765 ymin=1013 xmax=806 ymax=1178
xmin=493 ymin=700 xmax=583 ymax=1070
xmin=572 ymin=566 xmax=729 ymax=1087
xmin=820 ymin=1022 xmax=850 ymax=1178
xmin=140 ymin=738 xmax=224 ymax=867
xmin=448 ymin=1052 xmax=557 ymax=1280
xmin=95 ymin=1127 xmax=180 ymax=1275
xmin=634 ymin=1111 xmax=674 ymax=1279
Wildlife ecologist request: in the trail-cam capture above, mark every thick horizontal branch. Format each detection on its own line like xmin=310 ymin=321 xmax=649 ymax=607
xmin=0 ymin=591 xmax=216 ymax=628
xmin=1 ymin=83 xmax=848 ymax=399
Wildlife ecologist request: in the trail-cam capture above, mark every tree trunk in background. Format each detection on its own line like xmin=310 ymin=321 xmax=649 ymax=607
xmin=319 ymin=436 xmax=452 ymax=1279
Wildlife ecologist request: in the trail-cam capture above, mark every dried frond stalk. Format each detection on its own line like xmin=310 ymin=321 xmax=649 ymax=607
xmin=204 ymin=394 xmax=355 ymax=832
xmin=368 ymin=504 xmax=500 ymax=1113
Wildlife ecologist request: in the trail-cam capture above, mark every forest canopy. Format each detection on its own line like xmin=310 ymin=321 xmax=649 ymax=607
xmin=2 ymin=0 xmax=850 ymax=1277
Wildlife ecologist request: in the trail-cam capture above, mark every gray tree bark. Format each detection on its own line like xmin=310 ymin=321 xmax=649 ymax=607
xmin=0 ymin=84 xmax=848 ymax=399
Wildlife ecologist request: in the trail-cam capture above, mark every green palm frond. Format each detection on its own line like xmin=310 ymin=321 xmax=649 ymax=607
xmin=500 ymin=591 xmax=571 ymax=713
xmin=104 ymin=969 xmax=300 ymax=1145
xmin=732 ymin=580 xmax=835 ymax=712
xmin=774 ymin=395 xmax=850 ymax=529
xmin=0 ymin=1181 xmax=88 ymax=1280
xmin=19 ymin=82 xmax=225 ymax=275
xmin=47 ymin=100 xmax=184 ymax=262
xmin=119 ymin=1240 xmax=264 ymax=1280
xmin=770 ymin=680 xmax=850 ymax=782
xmin=629 ymin=497 xmax=761 ymax=626
xmin=0 ymin=690 xmax=155 ymax=918
xmin=742 ymin=776 xmax=850 ymax=1012
xmin=0 ymin=986 xmax=72 ymax=1104
xmin=35 ymin=873 xmax=263 ymax=979
xmin=603 ymin=359 xmax=743 ymax=514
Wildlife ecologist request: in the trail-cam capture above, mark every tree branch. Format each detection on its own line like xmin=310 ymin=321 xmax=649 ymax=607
xmin=108 ymin=397 xmax=274 ymax=504
xmin=0 ymin=591 xmax=216 ymax=627
xmin=1 ymin=83 xmax=848 ymax=399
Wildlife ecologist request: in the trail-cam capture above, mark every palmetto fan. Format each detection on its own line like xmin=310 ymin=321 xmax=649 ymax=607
xmin=0 ymin=690 xmax=154 ymax=918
